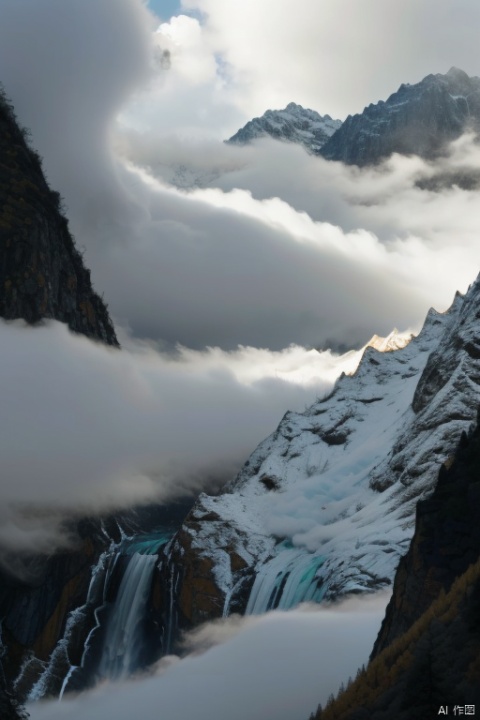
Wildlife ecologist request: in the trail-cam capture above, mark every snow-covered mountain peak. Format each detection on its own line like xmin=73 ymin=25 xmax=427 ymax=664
xmin=366 ymin=329 xmax=413 ymax=353
xmin=446 ymin=66 xmax=471 ymax=82
xmin=168 ymin=283 xmax=480 ymax=620
xmin=321 ymin=67 xmax=480 ymax=165
xmin=227 ymin=104 xmax=342 ymax=153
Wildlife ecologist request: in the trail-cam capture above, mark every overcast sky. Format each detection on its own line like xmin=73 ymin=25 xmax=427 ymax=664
xmin=0 ymin=0 xmax=479 ymax=353
xmin=121 ymin=0 xmax=480 ymax=348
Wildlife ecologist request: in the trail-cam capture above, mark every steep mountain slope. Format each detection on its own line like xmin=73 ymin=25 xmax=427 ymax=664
xmin=159 ymin=278 xmax=480 ymax=634
xmin=311 ymin=417 xmax=480 ymax=720
xmin=0 ymin=87 xmax=118 ymax=346
xmin=227 ymin=102 xmax=342 ymax=153
xmin=0 ymin=86 xmax=123 ymax=709
xmin=320 ymin=67 xmax=480 ymax=165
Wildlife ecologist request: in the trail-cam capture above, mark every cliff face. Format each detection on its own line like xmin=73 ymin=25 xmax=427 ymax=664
xmin=0 ymin=661 xmax=25 ymax=720
xmin=372 ymin=419 xmax=480 ymax=658
xmin=0 ymin=500 xmax=195 ymax=702
xmin=310 ymin=416 xmax=480 ymax=720
xmin=0 ymin=524 xmax=110 ymax=702
xmin=320 ymin=67 xmax=480 ymax=166
xmin=0 ymin=88 xmax=118 ymax=346
xmin=0 ymin=85 xmax=123 ymax=709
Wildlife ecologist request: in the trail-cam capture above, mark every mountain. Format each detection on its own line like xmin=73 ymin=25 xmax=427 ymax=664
xmin=227 ymin=102 xmax=342 ymax=153
xmin=4 ymin=71 xmax=480 ymax=714
xmin=0 ymin=87 xmax=198 ymax=705
xmin=228 ymin=68 xmax=480 ymax=168
xmin=311 ymin=416 xmax=480 ymax=719
xmin=320 ymin=67 xmax=480 ymax=165
xmin=0 ymin=86 xmax=118 ymax=346
xmin=159 ymin=278 xmax=480 ymax=636
xmin=0 ymin=86 xmax=124 ymax=711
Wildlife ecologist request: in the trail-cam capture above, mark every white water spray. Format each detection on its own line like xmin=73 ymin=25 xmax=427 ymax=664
xmin=246 ymin=549 xmax=326 ymax=614
xmin=98 ymin=553 xmax=157 ymax=680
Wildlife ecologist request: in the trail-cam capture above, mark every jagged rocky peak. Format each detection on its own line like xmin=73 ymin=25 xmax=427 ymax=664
xmin=227 ymin=102 xmax=342 ymax=153
xmin=445 ymin=64 xmax=473 ymax=87
xmin=162 ymin=278 xmax=480 ymax=631
xmin=320 ymin=67 xmax=480 ymax=165
xmin=366 ymin=328 xmax=413 ymax=353
xmin=0 ymin=86 xmax=118 ymax=346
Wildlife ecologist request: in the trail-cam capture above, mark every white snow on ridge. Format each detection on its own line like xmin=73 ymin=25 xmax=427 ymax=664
xmin=227 ymin=102 xmax=342 ymax=154
xmin=182 ymin=279 xmax=480 ymax=613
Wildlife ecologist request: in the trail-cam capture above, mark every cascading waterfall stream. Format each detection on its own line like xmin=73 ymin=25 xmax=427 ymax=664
xmin=246 ymin=548 xmax=326 ymax=615
xmin=23 ymin=549 xmax=113 ymax=703
xmin=98 ymin=551 xmax=158 ymax=681
xmin=23 ymin=531 xmax=172 ymax=701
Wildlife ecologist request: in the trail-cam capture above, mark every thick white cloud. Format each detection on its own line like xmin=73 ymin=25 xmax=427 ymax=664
xmin=0 ymin=0 xmax=478 ymax=352
xmin=0 ymin=319 xmax=368 ymax=560
xmin=0 ymin=0 xmax=479 ymax=547
xmin=28 ymin=595 xmax=389 ymax=720
xmin=80 ymin=160 xmax=425 ymax=350
xmin=156 ymin=15 xmax=216 ymax=86
xmin=119 ymin=0 xmax=480 ymax=137
xmin=0 ymin=0 xmax=155 ymax=221
xmin=179 ymin=0 xmax=480 ymax=123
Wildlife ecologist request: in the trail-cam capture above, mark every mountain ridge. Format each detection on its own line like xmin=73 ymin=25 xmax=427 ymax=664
xmin=156 ymin=279 xmax=480 ymax=635
xmin=227 ymin=102 xmax=342 ymax=153
xmin=228 ymin=67 xmax=480 ymax=166
xmin=320 ymin=66 xmax=480 ymax=165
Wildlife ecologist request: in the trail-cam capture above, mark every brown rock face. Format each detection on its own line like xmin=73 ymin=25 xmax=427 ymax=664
xmin=0 ymin=87 xmax=118 ymax=346
xmin=155 ymin=510 xmax=255 ymax=651
xmin=0 ymin=522 xmax=107 ymax=688
xmin=175 ymin=529 xmax=224 ymax=625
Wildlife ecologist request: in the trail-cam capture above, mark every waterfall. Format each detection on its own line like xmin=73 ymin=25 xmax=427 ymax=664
xmin=10 ymin=521 xmax=178 ymax=702
xmin=246 ymin=548 xmax=326 ymax=615
xmin=22 ymin=550 xmax=113 ymax=702
xmin=97 ymin=552 xmax=157 ymax=680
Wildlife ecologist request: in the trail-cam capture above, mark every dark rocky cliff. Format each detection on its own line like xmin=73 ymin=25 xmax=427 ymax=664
xmin=372 ymin=417 xmax=480 ymax=658
xmin=0 ymin=660 xmax=26 ymax=720
xmin=0 ymin=86 xmax=118 ymax=346
xmin=310 ymin=415 xmax=480 ymax=719
xmin=0 ymin=519 xmax=113 ymax=699
xmin=0 ymin=85 xmax=123 ymax=713
xmin=320 ymin=67 xmax=480 ymax=166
